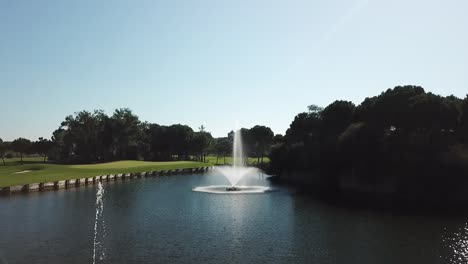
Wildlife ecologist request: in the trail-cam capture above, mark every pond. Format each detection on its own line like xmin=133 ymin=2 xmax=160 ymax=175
xmin=0 ymin=170 xmax=467 ymax=263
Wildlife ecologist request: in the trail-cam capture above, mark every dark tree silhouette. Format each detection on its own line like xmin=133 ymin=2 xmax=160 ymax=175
xmin=14 ymin=107 xmax=271 ymax=166
xmin=273 ymin=134 xmax=284 ymax=144
xmin=249 ymin=125 xmax=274 ymax=164
xmin=191 ymin=131 xmax=214 ymax=162
xmin=0 ymin=138 xmax=6 ymax=166
xmin=33 ymin=137 xmax=53 ymax=163
xmin=321 ymin=101 xmax=355 ymax=135
xmin=11 ymin=138 xmax=32 ymax=164
xmin=461 ymin=95 xmax=468 ymax=143
xmin=111 ymin=108 xmax=141 ymax=161
xmin=214 ymin=137 xmax=232 ymax=164
xmin=270 ymin=85 xmax=468 ymax=204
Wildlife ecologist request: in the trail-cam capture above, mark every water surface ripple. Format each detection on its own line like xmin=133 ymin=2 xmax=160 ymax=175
xmin=0 ymin=171 xmax=466 ymax=263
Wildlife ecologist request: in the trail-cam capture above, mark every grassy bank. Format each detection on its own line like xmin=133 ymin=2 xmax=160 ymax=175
xmin=0 ymin=157 xmax=212 ymax=187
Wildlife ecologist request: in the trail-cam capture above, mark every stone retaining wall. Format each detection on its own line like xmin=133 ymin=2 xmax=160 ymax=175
xmin=0 ymin=166 xmax=213 ymax=195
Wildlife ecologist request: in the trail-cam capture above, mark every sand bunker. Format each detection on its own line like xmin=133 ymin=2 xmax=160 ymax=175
xmin=13 ymin=170 xmax=32 ymax=174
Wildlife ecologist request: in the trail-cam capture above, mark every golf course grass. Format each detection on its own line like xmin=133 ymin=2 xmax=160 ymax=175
xmin=0 ymin=157 xmax=212 ymax=187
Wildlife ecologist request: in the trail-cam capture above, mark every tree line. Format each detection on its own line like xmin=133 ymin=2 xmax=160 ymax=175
xmin=0 ymin=137 xmax=52 ymax=165
xmin=0 ymin=108 xmax=276 ymax=165
xmin=269 ymin=85 xmax=468 ymax=202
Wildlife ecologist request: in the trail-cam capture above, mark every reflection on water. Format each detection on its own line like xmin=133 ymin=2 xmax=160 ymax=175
xmin=1 ymin=171 xmax=468 ymax=263
xmin=443 ymin=223 xmax=468 ymax=263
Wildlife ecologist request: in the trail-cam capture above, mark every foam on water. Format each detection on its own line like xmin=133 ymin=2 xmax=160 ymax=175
xmin=443 ymin=223 xmax=468 ymax=264
xmin=193 ymin=185 xmax=271 ymax=194
xmin=214 ymin=166 xmax=258 ymax=187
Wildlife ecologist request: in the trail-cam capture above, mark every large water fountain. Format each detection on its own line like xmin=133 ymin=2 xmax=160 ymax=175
xmin=193 ymin=130 xmax=270 ymax=194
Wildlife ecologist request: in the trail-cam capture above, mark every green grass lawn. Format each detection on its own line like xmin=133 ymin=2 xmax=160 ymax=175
xmin=2 ymin=156 xmax=46 ymax=166
xmin=0 ymin=155 xmax=270 ymax=187
xmin=0 ymin=158 xmax=213 ymax=187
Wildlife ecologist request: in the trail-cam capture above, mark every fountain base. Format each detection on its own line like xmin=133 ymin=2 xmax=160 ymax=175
xmin=193 ymin=185 xmax=271 ymax=194
xmin=226 ymin=186 xmax=241 ymax=192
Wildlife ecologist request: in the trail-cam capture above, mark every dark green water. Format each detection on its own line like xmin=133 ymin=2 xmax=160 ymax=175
xmin=0 ymin=171 xmax=467 ymax=264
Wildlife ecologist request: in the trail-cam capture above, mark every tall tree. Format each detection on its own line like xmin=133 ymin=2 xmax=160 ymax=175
xmin=111 ymin=108 xmax=141 ymax=160
xmin=285 ymin=110 xmax=322 ymax=144
xmin=191 ymin=131 xmax=214 ymax=162
xmin=11 ymin=138 xmax=31 ymax=164
xmin=57 ymin=110 xmax=107 ymax=163
xmin=321 ymin=100 xmax=355 ymax=135
xmin=147 ymin=124 xmax=171 ymax=160
xmin=166 ymin=124 xmax=194 ymax=160
xmin=33 ymin=137 xmax=53 ymax=163
xmin=94 ymin=110 xmax=113 ymax=162
xmin=240 ymin=128 xmax=253 ymax=164
xmin=249 ymin=125 xmax=274 ymax=164
xmin=0 ymin=138 xmax=6 ymax=166
xmin=461 ymin=95 xmax=468 ymax=143
xmin=214 ymin=138 xmax=232 ymax=164
xmin=273 ymin=134 xmax=284 ymax=144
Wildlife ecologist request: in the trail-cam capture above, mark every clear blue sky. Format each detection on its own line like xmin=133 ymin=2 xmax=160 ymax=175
xmin=1 ymin=0 xmax=467 ymax=141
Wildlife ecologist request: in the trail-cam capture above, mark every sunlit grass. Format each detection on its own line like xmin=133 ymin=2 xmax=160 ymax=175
xmin=0 ymin=159 xmax=212 ymax=187
xmin=0 ymin=155 xmax=270 ymax=187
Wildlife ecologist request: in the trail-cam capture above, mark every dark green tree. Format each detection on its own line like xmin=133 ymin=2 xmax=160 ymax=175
xmin=321 ymin=100 xmax=355 ymax=135
xmin=11 ymin=138 xmax=32 ymax=164
xmin=249 ymin=125 xmax=274 ymax=164
xmin=240 ymin=128 xmax=254 ymax=164
xmin=214 ymin=137 xmax=232 ymax=164
xmin=166 ymin=124 xmax=194 ymax=160
xmin=461 ymin=95 xmax=468 ymax=143
xmin=191 ymin=131 xmax=214 ymax=162
xmin=285 ymin=109 xmax=322 ymax=144
xmin=111 ymin=108 xmax=141 ymax=160
xmin=33 ymin=137 xmax=53 ymax=163
xmin=270 ymin=85 xmax=468 ymax=202
xmin=56 ymin=110 xmax=110 ymax=163
xmin=273 ymin=134 xmax=284 ymax=144
xmin=147 ymin=124 xmax=171 ymax=160
xmin=0 ymin=138 xmax=6 ymax=166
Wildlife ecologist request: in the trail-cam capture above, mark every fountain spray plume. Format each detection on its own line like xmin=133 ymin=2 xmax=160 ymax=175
xmin=194 ymin=128 xmax=270 ymax=194
xmin=233 ymin=129 xmax=244 ymax=168
xmin=215 ymin=129 xmax=256 ymax=187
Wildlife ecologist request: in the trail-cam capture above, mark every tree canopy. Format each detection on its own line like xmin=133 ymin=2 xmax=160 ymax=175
xmin=0 ymin=109 xmax=272 ymax=165
xmin=11 ymin=138 xmax=32 ymax=164
xmin=270 ymin=85 xmax=468 ymax=203
xmin=0 ymin=138 xmax=6 ymax=166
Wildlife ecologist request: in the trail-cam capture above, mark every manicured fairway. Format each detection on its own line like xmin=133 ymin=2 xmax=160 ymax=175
xmin=0 ymin=158 xmax=212 ymax=187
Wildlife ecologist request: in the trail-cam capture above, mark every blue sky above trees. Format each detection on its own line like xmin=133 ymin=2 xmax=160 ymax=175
xmin=1 ymin=0 xmax=467 ymax=140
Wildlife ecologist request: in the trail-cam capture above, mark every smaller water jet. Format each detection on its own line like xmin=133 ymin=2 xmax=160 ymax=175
xmin=92 ymin=181 xmax=106 ymax=264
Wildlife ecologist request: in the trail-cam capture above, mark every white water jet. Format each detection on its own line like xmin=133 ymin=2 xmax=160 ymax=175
xmin=193 ymin=129 xmax=270 ymax=194
xmin=215 ymin=130 xmax=256 ymax=187
xmin=92 ymin=182 xmax=106 ymax=264
xmin=233 ymin=128 xmax=243 ymax=168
